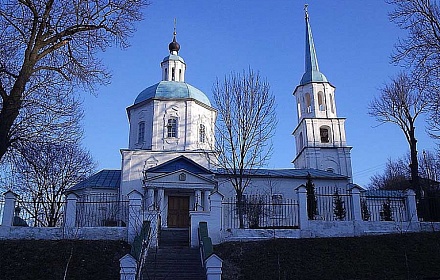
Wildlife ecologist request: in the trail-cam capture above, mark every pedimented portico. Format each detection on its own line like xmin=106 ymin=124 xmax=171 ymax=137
xmin=143 ymin=156 xmax=216 ymax=228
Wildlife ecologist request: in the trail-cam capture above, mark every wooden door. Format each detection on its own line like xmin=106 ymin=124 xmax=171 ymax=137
xmin=167 ymin=196 xmax=190 ymax=228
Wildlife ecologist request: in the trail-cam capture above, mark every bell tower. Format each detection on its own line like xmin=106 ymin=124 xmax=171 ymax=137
xmin=292 ymin=6 xmax=353 ymax=180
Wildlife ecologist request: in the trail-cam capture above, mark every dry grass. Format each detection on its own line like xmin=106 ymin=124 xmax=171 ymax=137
xmin=215 ymin=232 xmax=440 ymax=280
xmin=0 ymin=239 xmax=130 ymax=280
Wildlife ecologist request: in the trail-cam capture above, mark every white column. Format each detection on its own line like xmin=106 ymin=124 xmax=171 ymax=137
xmin=350 ymin=186 xmax=362 ymax=221
xmin=157 ymin=188 xmax=165 ymax=227
xmin=195 ymin=190 xmax=202 ymax=211
xmin=208 ymin=192 xmax=223 ymax=244
xmin=2 ymin=191 xmax=18 ymax=226
xmin=144 ymin=189 xmax=159 ymax=247
xmin=64 ymin=193 xmax=78 ymax=229
xmin=146 ymin=188 xmax=155 ymax=210
xmin=128 ymin=190 xmax=143 ymax=243
xmin=405 ymin=189 xmax=419 ymax=223
xmin=119 ymin=254 xmax=137 ymax=280
xmin=205 ymin=254 xmax=223 ymax=280
xmin=296 ymin=185 xmax=309 ymax=230
xmin=203 ymin=190 xmax=211 ymax=211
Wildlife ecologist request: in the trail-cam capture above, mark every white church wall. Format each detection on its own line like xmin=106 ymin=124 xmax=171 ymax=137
xmin=127 ymin=99 xmax=215 ymax=153
xmin=128 ymin=102 xmax=154 ymax=150
xmin=216 ymin=175 xmax=351 ymax=201
xmin=148 ymin=99 xmax=215 ymax=152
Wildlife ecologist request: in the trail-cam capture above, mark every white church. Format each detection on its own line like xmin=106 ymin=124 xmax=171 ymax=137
xmin=69 ymin=9 xmax=370 ymax=244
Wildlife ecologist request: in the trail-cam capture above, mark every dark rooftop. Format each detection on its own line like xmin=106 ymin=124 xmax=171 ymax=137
xmin=69 ymin=170 xmax=121 ymax=191
xmin=214 ymin=168 xmax=348 ymax=179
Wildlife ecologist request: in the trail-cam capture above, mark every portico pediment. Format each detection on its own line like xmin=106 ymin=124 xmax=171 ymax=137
xmin=145 ymin=169 xmax=216 ymax=190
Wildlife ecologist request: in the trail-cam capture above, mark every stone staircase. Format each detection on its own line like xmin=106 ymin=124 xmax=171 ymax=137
xmin=142 ymin=228 xmax=206 ymax=280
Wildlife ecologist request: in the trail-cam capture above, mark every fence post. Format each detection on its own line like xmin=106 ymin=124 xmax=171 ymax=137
xmin=119 ymin=254 xmax=137 ymax=280
xmin=208 ymin=191 xmax=224 ymax=244
xmin=128 ymin=190 xmax=143 ymax=243
xmin=296 ymin=185 xmax=309 ymax=230
xmin=350 ymin=185 xmax=363 ymax=221
xmin=205 ymin=254 xmax=223 ymax=280
xmin=64 ymin=192 xmax=78 ymax=229
xmin=405 ymin=189 xmax=418 ymax=223
xmin=2 ymin=191 xmax=18 ymax=226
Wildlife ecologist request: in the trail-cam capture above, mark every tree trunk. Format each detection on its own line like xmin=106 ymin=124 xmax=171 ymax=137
xmin=409 ymin=126 xmax=420 ymax=196
xmin=236 ymin=191 xmax=245 ymax=229
xmin=0 ymin=71 xmax=29 ymax=161
xmin=0 ymin=97 xmax=20 ymax=159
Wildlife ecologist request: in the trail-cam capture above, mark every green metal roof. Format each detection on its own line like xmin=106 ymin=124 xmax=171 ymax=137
xmin=134 ymin=81 xmax=211 ymax=106
xmin=162 ymin=54 xmax=185 ymax=63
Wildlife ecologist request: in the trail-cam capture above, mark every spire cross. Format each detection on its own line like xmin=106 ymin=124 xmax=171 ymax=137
xmin=173 ymin=18 xmax=177 ymax=36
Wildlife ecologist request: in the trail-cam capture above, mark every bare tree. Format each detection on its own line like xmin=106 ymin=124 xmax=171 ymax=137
xmin=420 ymin=149 xmax=440 ymax=183
xmin=369 ymin=158 xmax=411 ymax=190
xmin=0 ymin=0 xmax=149 ymax=161
xmin=369 ymin=72 xmax=429 ymax=194
xmin=213 ymin=69 xmax=277 ymax=228
xmin=3 ymin=140 xmax=96 ymax=227
xmin=369 ymin=151 xmax=440 ymax=192
xmin=387 ymin=0 xmax=440 ymax=138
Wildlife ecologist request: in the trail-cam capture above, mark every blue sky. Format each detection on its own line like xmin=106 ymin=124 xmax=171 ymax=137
xmin=81 ymin=0 xmax=437 ymax=187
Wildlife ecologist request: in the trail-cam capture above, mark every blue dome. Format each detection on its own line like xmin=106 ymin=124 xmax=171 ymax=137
xmin=134 ymin=81 xmax=211 ymax=106
xmin=300 ymin=70 xmax=328 ymax=86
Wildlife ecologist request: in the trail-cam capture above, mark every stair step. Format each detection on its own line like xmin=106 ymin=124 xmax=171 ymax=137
xmin=159 ymin=228 xmax=190 ymax=248
xmin=143 ymin=247 xmax=205 ymax=280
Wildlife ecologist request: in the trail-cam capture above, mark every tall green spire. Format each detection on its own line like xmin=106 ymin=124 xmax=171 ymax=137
xmin=300 ymin=5 xmax=328 ymax=86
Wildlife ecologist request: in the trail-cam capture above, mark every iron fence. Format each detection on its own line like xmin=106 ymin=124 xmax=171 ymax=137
xmin=223 ymin=194 xmax=299 ymax=229
xmin=16 ymin=200 xmax=65 ymax=227
xmin=76 ymin=194 xmax=128 ymax=227
xmin=361 ymin=191 xmax=407 ymax=222
xmin=314 ymin=187 xmax=353 ymax=221
xmin=418 ymin=193 xmax=440 ymax=222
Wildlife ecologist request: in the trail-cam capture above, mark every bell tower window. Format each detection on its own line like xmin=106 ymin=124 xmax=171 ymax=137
xmin=172 ymin=67 xmax=175 ymax=81
xmin=167 ymin=118 xmax=177 ymax=138
xmin=320 ymin=126 xmax=330 ymax=143
xmin=164 ymin=68 xmax=168 ymax=81
xmin=318 ymin=91 xmax=325 ymax=111
xmin=305 ymin=93 xmax=312 ymax=113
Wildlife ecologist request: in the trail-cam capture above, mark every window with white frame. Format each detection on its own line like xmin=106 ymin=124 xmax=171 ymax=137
xmin=167 ymin=118 xmax=177 ymax=138
xmin=199 ymin=124 xmax=206 ymax=143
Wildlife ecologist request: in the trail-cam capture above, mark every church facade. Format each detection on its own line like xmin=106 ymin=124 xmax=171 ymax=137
xmin=70 ymin=9 xmax=357 ymax=242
